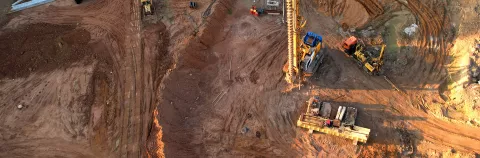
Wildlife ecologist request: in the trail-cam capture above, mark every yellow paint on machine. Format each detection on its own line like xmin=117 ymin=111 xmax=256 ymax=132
xmin=297 ymin=115 xmax=370 ymax=144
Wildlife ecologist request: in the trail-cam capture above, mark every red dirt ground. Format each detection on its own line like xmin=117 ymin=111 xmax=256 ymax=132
xmin=0 ymin=0 xmax=479 ymax=157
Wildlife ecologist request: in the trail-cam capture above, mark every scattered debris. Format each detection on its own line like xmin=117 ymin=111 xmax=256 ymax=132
xmin=403 ymin=24 xmax=419 ymax=36
xmin=189 ymin=1 xmax=198 ymax=9
xmin=451 ymin=148 xmax=456 ymax=154
xmin=241 ymin=127 xmax=250 ymax=134
xmin=475 ymin=39 xmax=480 ymax=52
xmin=475 ymin=5 xmax=480 ymax=16
xmin=360 ymin=26 xmax=375 ymax=38
xmin=202 ymin=0 xmax=216 ymax=18
xmin=212 ymin=89 xmax=228 ymax=107
xmin=246 ymin=113 xmax=252 ymax=119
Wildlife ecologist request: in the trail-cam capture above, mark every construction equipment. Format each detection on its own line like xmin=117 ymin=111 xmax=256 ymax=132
xmin=141 ymin=0 xmax=153 ymax=15
xmin=249 ymin=5 xmax=264 ymax=16
xmin=342 ymin=36 xmax=386 ymax=75
xmin=300 ymin=32 xmax=324 ymax=77
xmin=250 ymin=5 xmax=282 ymax=16
xmin=189 ymin=1 xmax=198 ymax=9
xmin=297 ymin=96 xmax=371 ymax=144
xmin=284 ymin=0 xmax=324 ymax=84
xmin=266 ymin=0 xmax=280 ymax=10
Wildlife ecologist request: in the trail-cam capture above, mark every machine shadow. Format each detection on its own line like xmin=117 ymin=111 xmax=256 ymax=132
xmin=305 ymin=45 xmax=449 ymax=93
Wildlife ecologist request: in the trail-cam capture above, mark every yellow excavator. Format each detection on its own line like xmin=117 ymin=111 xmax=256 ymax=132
xmin=283 ymin=0 xmax=325 ymax=84
xmin=141 ymin=0 xmax=153 ymax=15
xmin=342 ymin=36 xmax=386 ymax=75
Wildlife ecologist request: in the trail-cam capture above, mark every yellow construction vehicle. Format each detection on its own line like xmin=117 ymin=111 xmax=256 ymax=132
xmin=141 ymin=0 xmax=153 ymax=15
xmin=342 ymin=36 xmax=386 ymax=75
xmin=297 ymin=96 xmax=371 ymax=144
xmin=283 ymin=0 xmax=324 ymax=84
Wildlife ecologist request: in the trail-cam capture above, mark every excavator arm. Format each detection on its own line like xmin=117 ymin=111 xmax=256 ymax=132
xmin=285 ymin=0 xmax=296 ymax=83
xmin=376 ymin=44 xmax=386 ymax=62
xmin=285 ymin=0 xmax=323 ymax=84
xmin=285 ymin=0 xmax=306 ymax=84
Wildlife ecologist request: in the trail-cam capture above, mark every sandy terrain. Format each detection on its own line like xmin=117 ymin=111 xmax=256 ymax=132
xmin=0 ymin=0 xmax=159 ymax=157
xmin=0 ymin=0 xmax=479 ymax=157
xmin=150 ymin=0 xmax=480 ymax=157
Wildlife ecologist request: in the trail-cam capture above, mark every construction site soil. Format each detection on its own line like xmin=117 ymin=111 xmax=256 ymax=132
xmin=0 ymin=0 xmax=480 ymax=157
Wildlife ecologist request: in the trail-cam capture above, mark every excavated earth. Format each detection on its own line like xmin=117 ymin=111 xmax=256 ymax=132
xmin=0 ymin=0 xmax=479 ymax=157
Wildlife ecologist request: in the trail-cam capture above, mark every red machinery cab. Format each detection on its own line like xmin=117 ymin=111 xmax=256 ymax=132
xmin=342 ymin=36 xmax=358 ymax=55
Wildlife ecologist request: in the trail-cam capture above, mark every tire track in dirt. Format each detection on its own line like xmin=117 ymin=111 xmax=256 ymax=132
xmin=383 ymin=1 xmax=480 ymax=153
xmin=394 ymin=95 xmax=480 ymax=153
xmin=354 ymin=0 xmax=383 ymax=17
xmin=314 ymin=0 xmax=346 ymax=17
xmin=119 ymin=0 xmax=143 ymax=156
xmin=2 ymin=0 xmax=148 ymax=157
xmin=394 ymin=0 xmax=450 ymax=86
xmin=147 ymin=0 xmax=479 ymax=156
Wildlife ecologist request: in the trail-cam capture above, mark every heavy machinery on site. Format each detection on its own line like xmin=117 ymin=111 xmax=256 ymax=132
xmin=297 ymin=96 xmax=371 ymax=144
xmin=141 ymin=0 xmax=153 ymax=15
xmin=283 ymin=0 xmax=324 ymax=84
xmin=342 ymin=36 xmax=386 ymax=75
xmin=249 ymin=0 xmax=283 ymax=16
xmin=189 ymin=1 xmax=198 ymax=9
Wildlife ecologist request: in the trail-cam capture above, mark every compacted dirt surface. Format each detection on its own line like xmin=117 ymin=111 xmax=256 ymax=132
xmin=0 ymin=0 xmax=158 ymax=157
xmin=1 ymin=0 xmax=480 ymax=157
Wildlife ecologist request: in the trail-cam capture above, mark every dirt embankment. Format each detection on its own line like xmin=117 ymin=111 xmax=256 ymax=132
xmin=0 ymin=24 xmax=91 ymax=79
xmin=0 ymin=0 xmax=162 ymax=157
xmin=143 ymin=22 xmax=171 ymax=158
xmin=0 ymin=23 xmax=116 ymax=157
xmin=445 ymin=0 xmax=480 ymax=123
xmin=149 ymin=0 xmax=237 ymax=157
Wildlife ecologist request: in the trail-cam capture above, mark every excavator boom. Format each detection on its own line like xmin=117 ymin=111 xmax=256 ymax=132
xmin=285 ymin=0 xmax=296 ymax=83
xmin=376 ymin=44 xmax=386 ymax=61
xmin=285 ymin=0 xmax=323 ymax=84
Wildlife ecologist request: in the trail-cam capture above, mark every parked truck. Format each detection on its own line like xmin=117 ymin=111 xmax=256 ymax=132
xmin=297 ymin=96 xmax=371 ymax=144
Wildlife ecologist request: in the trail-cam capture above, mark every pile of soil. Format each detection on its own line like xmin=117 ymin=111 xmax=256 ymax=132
xmin=0 ymin=22 xmax=117 ymax=157
xmin=0 ymin=23 xmax=92 ymax=79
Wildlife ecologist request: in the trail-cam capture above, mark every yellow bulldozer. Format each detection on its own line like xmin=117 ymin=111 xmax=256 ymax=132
xmin=141 ymin=0 xmax=153 ymax=15
xmin=342 ymin=36 xmax=386 ymax=76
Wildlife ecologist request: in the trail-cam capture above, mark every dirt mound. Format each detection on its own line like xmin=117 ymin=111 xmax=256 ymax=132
xmin=444 ymin=0 xmax=480 ymax=122
xmin=0 ymin=23 xmax=92 ymax=79
xmin=311 ymin=0 xmax=386 ymax=29
xmin=0 ymin=22 xmax=117 ymax=157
